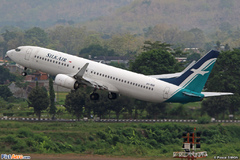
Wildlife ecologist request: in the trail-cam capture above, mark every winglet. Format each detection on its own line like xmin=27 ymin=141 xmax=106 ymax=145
xmin=75 ymin=63 xmax=89 ymax=80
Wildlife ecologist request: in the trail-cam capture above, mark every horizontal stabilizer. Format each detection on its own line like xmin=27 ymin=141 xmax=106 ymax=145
xmin=150 ymin=61 xmax=196 ymax=79
xmin=183 ymin=91 xmax=202 ymax=98
xmin=202 ymin=92 xmax=234 ymax=97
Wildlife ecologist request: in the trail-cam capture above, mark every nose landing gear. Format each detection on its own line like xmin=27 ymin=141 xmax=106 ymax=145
xmin=22 ymin=67 xmax=27 ymax=76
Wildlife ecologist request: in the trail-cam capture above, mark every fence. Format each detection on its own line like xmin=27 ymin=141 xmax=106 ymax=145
xmin=1 ymin=117 xmax=240 ymax=123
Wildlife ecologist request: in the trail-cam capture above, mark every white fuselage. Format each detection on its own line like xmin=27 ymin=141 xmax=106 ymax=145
xmin=6 ymin=46 xmax=182 ymax=103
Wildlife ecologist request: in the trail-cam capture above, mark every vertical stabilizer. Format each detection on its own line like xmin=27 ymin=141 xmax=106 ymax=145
xmin=161 ymin=50 xmax=219 ymax=93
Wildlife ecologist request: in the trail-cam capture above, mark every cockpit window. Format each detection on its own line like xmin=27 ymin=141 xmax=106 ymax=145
xmin=15 ymin=48 xmax=21 ymax=52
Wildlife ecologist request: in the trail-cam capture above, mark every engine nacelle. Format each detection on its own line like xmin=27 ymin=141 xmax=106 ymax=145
xmin=54 ymin=74 xmax=79 ymax=90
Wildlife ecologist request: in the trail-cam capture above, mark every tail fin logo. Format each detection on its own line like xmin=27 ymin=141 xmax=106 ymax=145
xmin=190 ymin=68 xmax=209 ymax=76
xmin=180 ymin=58 xmax=216 ymax=89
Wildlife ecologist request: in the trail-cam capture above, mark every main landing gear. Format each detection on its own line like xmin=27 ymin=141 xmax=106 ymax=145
xmin=108 ymin=92 xmax=117 ymax=100
xmin=22 ymin=67 xmax=27 ymax=76
xmin=90 ymin=92 xmax=99 ymax=100
xmin=89 ymin=91 xmax=118 ymax=101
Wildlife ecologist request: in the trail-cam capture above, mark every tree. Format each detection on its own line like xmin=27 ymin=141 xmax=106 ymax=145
xmin=142 ymin=41 xmax=171 ymax=52
xmin=79 ymin=44 xmax=116 ymax=58
xmin=133 ymin=100 xmax=147 ymax=119
xmin=0 ymin=66 xmax=16 ymax=84
xmin=110 ymin=96 xmax=132 ymax=121
xmin=187 ymin=52 xmax=201 ymax=62
xmin=203 ymin=49 xmax=240 ymax=117
xmin=188 ymin=28 xmax=206 ymax=48
xmin=0 ymin=85 xmax=13 ymax=101
xmin=24 ymin=27 xmax=49 ymax=47
xmin=201 ymin=97 xmax=230 ymax=119
xmin=64 ymin=88 xmax=86 ymax=121
xmin=28 ymin=82 xmax=49 ymax=120
xmin=146 ymin=102 xmax=166 ymax=119
xmin=130 ymin=49 xmax=179 ymax=75
xmin=49 ymin=78 xmax=56 ymax=119
xmin=109 ymin=62 xmax=127 ymax=70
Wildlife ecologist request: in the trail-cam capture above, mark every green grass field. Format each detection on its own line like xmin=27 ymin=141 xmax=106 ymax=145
xmin=0 ymin=121 xmax=240 ymax=159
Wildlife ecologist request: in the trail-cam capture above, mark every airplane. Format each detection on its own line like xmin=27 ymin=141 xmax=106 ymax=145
xmin=5 ymin=46 xmax=233 ymax=103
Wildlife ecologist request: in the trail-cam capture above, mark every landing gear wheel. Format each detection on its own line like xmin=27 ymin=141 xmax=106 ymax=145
xmin=22 ymin=72 xmax=27 ymax=76
xmin=73 ymin=81 xmax=79 ymax=90
xmin=90 ymin=93 xmax=99 ymax=100
xmin=108 ymin=92 xmax=117 ymax=100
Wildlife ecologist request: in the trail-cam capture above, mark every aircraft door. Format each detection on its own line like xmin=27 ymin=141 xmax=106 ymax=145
xmin=25 ymin=48 xmax=32 ymax=61
xmin=163 ymin=87 xmax=170 ymax=99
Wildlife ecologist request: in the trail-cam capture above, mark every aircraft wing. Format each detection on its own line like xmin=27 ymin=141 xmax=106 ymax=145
xmin=149 ymin=61 xmax=196 ymax=79
xmin=201 ymin=92 xmax=234 ymax=97
xmin=73 ymin=63 xmax=119 ymax=93
xmin=83 ymin=77 xmax=119 ymax=93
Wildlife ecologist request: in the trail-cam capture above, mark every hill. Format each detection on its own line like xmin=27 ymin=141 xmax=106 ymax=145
xmin=0 ymin=0 xmax=134 ymax=28
xmin=82 ymin=0 xmax=240 ymax=34
xmin=1 ymin=0 xmax=240 ymax=34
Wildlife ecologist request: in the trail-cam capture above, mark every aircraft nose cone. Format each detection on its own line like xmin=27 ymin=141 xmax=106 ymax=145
xmin=6 ymin=49 xmax=13 ymax=58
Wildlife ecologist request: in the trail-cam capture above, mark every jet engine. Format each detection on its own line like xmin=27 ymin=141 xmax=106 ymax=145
xmin=54 ymin=74 xmax=79 ymax=90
